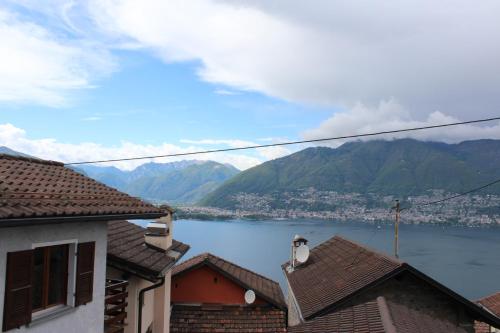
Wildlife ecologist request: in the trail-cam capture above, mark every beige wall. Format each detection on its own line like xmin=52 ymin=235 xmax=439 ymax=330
xmin=153 ymin=270 xmax=171 ymax=333
xmin=106 ymin=267 xmax=172 ymax=333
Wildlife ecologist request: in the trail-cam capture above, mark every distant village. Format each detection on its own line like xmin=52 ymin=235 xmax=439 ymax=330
xmin=178 ymin=189 xmax=500 ymax=226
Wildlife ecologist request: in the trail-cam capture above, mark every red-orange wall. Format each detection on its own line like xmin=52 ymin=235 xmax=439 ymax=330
xmin=171 ymin=265 xmax=267 ymax=305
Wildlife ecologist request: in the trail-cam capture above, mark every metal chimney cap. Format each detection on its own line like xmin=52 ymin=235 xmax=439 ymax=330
xmin=293 ymin=234 xmax=308 ymax=243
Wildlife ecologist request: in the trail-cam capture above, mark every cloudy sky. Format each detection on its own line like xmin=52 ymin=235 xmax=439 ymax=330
xmin=1 ymin=0 xmax=500 ymax=170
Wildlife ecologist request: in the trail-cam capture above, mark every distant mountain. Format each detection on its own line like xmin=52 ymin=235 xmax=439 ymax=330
xmin=77 ymin=160 xmax=240 ymax=204
xmin=0 ymin=146 xmax=33 ymax=158
xmin=200 ymin=139 xmax=500 ymax=208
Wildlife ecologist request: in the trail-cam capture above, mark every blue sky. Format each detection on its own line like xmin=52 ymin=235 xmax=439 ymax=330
xmin=1 ymin=1 xmax=500 ymax=170
xmin=2 ymin=51 xmax=332 ymax=146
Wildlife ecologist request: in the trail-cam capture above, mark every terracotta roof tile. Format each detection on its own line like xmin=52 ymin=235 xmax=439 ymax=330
xmin=289 ymin=297 xmax=468 ymax=333
xmin=170 ymin=305 xmax=286 ymax=333
xmin=283 ymin=235 xmax=403 ymax=319
xmin=0 ymin=154 xmax=165 ymax=222
xmin=475 ymin=292 xmax=500 ymax=333
xmin=477 ymin=291 xmax=500 ymax=317
xmin=107 ymin=220 xmax=189 ymax=280
xmin=173 ymin=253 xmax=286 ymax=309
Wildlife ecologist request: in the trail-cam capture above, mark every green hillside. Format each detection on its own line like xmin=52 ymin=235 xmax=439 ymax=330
xmin=200 ymin=139 xmax=500 ymax=208
xmin=77 ymin=160 xmax=239 ymax=204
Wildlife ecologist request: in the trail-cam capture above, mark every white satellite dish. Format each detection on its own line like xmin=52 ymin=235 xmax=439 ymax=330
xmin=244 ymin=290 xmax=256 ymax=304
xmin=295 ymin=244 xmax=310 ymax=264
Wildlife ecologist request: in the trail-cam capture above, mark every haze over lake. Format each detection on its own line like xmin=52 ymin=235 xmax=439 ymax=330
xmin=163 ymin=219 xmax=500 ymax=300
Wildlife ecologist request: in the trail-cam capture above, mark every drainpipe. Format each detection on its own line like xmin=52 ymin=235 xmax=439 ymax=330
xmin=138 ymin=277 xmax=165 ymax=333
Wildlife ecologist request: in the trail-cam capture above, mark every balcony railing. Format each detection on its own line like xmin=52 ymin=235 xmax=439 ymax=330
xmin=104 ymin=279 xmax=129 ymax=333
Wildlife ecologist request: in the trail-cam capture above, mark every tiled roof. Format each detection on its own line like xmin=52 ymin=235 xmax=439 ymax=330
xmin=289 ymin=298 xmax=385 ymax=333
xmin=475 ymin=292 xmax=500 ymax=333
xmin=0 ymin=154 xmax=165 ymax=224
xmin=170 ymin=304 xmax=286 ymax=333
xmin=477 ymin=291 xmax=500 ymax=317
xmin=283 ymin=235 xmax=403 ymax=319
xmin=173 ymin=253 xmax=286 ymax=309
xmin=289 ymin=296 xmax=468 ymax=333
xmin=107 ymin=220 xmax=189 ymax=281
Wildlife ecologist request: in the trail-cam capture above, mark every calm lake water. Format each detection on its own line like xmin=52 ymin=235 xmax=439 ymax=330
xmin=140 ymin=219 xmax=500 ymax=300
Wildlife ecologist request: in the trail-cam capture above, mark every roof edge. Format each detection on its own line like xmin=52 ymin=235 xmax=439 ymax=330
xmin=0 ymin=212 xmax=167 ymax=228
xmin=0 ymin=153 xmax=64 ymax=166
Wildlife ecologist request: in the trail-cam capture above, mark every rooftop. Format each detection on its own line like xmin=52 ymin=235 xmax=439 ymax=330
xmin=283 ymin=235 xmax=500 ymax=328
xmin=173 ymin=252 xmax=286 ymax=310
xmin=0 ymin=154 xmax=166 ymax=225
xmin=477 ymin=291 xmax=500 ymax=317
xmin=282 ymin=235 xmax=403 ymax=318
xmin=107 ymin=220 xmax=189 ymax=281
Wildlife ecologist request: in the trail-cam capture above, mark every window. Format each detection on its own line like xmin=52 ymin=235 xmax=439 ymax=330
xmin=2 ymin=241 xmax=95 ymax=332
xmin=32 ymin=245 xmax=69 ymax=312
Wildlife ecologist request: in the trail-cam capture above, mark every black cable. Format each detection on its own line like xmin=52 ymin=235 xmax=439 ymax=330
xmin=64 ymin=116 xmax=500 ymax=165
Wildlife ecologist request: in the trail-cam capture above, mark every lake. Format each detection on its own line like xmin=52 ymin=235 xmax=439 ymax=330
xmin=148 ymin=219 xmax=500 ymax=300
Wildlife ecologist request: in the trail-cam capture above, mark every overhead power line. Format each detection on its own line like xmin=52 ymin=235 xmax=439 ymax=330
xmin=401 ymin=177 xmax=500 ymax=211
xmin=65 ymin=116 xmax=500 ymax=165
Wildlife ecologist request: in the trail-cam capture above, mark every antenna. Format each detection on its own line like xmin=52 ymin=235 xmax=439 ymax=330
xmin=244 ymin=290 xmax=256 ymax=304
xmin=391 ymin=200 xmax=401 ymax=258
xmin=295 ymin=244 xmax=310 ymax=264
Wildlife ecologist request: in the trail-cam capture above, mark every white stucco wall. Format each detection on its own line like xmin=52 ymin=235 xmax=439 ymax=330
xmin=0 ymin=220 xmax=107 ymax=333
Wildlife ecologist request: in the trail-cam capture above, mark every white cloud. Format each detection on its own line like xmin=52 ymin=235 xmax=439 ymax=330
xmin=0 ymin=123 xmax=263 ymax=170
xmin=0 ymin=6 xmax=115 ymax=106
xmin=179 ymin=138 xmax=291 ymax=161
xmin=303 ymin=99 xmax=500 ymax=146
xmin=87 ymin=0 xmax=500 ymax=118
xmin=214 ymin=89 xmax=239 ymax=96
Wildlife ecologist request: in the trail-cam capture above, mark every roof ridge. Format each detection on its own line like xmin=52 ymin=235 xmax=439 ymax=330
xmin=205 ymin=252 xmax=279 ymax=285
xmin=376 ymin=296 xmax=397 ymax=333
xmin=0 ymin=153 xmax=64 ymax=166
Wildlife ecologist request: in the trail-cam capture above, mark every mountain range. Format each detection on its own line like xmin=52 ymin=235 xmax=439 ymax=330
xmin=74 ymin=161 xmax=240 ymax=204
xmin=200 ymin=139 xmax=500 ymax=208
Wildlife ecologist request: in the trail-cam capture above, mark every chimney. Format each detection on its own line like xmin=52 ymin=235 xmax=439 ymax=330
xmin=145 ymin=206 xmax=174 ymax=251
xmin=287 ymin=234 xmax=309 ymax=272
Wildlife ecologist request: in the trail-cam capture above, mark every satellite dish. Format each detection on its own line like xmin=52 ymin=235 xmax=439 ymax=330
xmin=295 ymin=244 xmax=310 ymax=264
xmin=244 ymin=290 xmax=256 ymax=304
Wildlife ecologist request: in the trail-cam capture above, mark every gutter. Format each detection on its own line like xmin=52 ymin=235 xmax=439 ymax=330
xmin=138 ymin=277 xmax=165 ymax=333
xmin=0 ymin=212 xmax=167 ymax=228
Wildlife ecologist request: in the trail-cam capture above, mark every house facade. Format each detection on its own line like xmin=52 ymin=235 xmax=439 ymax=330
xmin=170 ymin=253 xmax=287 ymax=332
xmin=0 ymin=154 xmax=167 ymax=333
xmin=283 ymin=235 xmax=500 ymax=333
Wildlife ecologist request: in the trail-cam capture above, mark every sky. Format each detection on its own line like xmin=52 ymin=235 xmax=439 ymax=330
xmin=1 ymin=0 xmax=500 ymax=170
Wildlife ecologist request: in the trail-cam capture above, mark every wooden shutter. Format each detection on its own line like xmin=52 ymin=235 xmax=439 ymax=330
xmin=75 ymin=242 xmax=95 ymax=306
xmin=2 ymin=250 xmax=33 ymax=332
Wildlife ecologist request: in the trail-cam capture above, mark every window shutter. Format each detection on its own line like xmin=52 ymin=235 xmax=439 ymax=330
xmin=2 ymin=250 xmax=34 ymax=332
xmin=75 ymin=242 xmax=95 ymax=306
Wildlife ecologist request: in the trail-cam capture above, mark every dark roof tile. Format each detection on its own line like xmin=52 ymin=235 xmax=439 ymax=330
xmin=283 ymin=235 xmax=403 ymax=318
xmin=170 ymin=305 xmax=286 ymax=333
xmin=107 ymin=220 xmax=189 ymax=280
xmin=289 ymin=297 xmax=468 ymax=333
